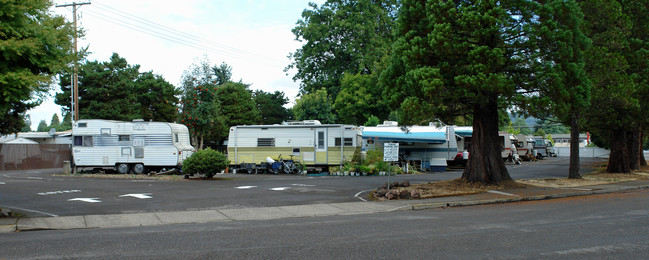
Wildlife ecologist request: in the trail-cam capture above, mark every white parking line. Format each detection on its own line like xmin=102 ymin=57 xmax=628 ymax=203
xmin=68 ymin=198 xmax=102 ymax=203
xmin=0 ymin=182 xmax=5 ymax=185
xmin=487 ymin=190 xmax=519 ymax=197
xmin=119 ymin=193 xmax=153 ymax=199
xmin=235 ymin=186 xmax=258 ymax=189
xmin=270 ymin=187 xmax=290 ymax=191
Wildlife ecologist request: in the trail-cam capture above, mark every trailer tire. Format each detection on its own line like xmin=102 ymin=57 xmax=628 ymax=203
xmin=117 ymin=163 xmax=130 ymax=174
xmin=133 ymin=163 xmax=145 ymax=174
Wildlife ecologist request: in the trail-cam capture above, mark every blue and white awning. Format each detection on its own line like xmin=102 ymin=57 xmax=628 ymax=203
xmin=362 ymin=126 xmax=447 ymax=144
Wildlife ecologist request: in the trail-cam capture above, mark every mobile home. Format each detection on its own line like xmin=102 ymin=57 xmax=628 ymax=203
xmin=72 ymin=119 xmax=194 ymax=174
xmin=362 ymin=122 xmax=458 ymax=171
xmin=227 ymin=121 xmax=360 ymax=172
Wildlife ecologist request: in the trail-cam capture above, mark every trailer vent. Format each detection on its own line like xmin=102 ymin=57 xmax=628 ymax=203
xmin=257 ymin=138 xmax=275 ymax=147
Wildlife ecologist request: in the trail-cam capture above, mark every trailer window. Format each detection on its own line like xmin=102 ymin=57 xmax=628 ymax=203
xmin=257 ymin=138 xmax=275 ymax=147
xmin=74 ymin=136 xmax=93 ymax=147
xmin=78 ymin=122 xmax=87 ymax=128
xmin=174 ymin=133 xmax=178 ymax=143
xmin=335 ymin=137 xmax=353 ymax=147
xmin=317 ymin=131 xmax=325 ymax=149
xmin=119 ymin=135 xmax=130 ymax=142
xmin=292 ymin=148 xmax=301 ymax=155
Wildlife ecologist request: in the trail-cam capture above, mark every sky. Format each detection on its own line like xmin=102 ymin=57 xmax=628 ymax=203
xmin=29 ymin=0 xmax=325 ymax=130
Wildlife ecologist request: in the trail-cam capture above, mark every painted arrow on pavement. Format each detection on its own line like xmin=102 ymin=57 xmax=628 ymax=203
xmin=68 ymin=198 xmax=102 ymax=203
xmin=119 ymin=193 xmax=153 ymax=199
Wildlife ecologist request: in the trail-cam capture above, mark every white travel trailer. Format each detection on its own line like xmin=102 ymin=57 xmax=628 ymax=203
xmin=227 ymin=121 xmax=361 ymax=173
xmin=452 ymin=126 xmax=518 ymax=164
xmin=362 ymin=122 xmax=458 ymax=171
xmin=72 ymin=119 xmax=194 ymax=174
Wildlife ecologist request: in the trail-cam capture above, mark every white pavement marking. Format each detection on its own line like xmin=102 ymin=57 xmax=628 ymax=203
xmin=355 ymin=190 xmax=374 ymax=202
xmin=559 ymin=187 xmax=593 ymax=191
xmin=0 ymin=182 xmax=5 ymax=185
xmin=235 ymin=186 xmax=258 ymax=189
xmin=270 ymin=187 xmax=290 ymax=191
xmin=38 ymin=190 xmax=82 ymax=196
xmin=68 ymin=198 xmax=102 ymax=203
xmin=118 ymin=193 xmax=153 ymax=199
xmin=292 ymin=184 xmax=316 ymax=187
xmin=487 ymin=190 xmax=519 ymax=197
xmin=0 ymin=204 xmax=59 ymax=217
xmin=27 ymin=177 xmax=44 ymax=180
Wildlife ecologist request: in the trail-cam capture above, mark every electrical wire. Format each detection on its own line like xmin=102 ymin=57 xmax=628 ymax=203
xmin=71 ymin=0 xmax=288 ymax=67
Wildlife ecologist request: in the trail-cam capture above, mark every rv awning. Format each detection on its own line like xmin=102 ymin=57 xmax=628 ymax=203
xmin=454 ymin=127 xmax=473 ymax=137
xmin=362 ymin=130 xmax=446 ymax=144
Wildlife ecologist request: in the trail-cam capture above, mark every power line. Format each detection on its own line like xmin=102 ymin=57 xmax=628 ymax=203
xmin=78 ymin=2 xmax=285 ymax=67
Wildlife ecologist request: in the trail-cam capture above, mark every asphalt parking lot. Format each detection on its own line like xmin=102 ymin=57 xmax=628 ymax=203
xmin=0 ymin=157 xmax=606 ymax=218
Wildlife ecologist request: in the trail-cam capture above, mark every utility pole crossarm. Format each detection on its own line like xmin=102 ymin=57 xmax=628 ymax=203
xmin=56 ymin=2 xmax=91 ymax=123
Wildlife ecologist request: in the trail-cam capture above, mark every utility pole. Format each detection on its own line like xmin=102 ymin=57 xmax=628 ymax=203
xmin=56 ymin=2 xmax=91 ymax=123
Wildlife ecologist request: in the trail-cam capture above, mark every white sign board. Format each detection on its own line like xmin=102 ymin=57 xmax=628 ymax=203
xmin=383 ymin=143 xmax=399 ymax=162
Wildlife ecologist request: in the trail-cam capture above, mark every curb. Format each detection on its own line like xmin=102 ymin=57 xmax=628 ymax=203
xmin=2 ymin=184 xmax=648 ymax=233
xmin=410 ymin=184 xmax=649 ymax=211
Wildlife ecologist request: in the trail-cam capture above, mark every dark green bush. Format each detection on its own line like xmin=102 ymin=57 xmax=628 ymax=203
xmin=182 ymin=148 xmax=229 ymax=178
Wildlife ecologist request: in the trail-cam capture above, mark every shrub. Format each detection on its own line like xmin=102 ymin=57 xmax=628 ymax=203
xmin=182 ymin=148 xmax=229 ymax=178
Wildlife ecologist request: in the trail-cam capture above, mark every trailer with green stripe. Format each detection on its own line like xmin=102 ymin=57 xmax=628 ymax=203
xmin=227 ymin=121 xmax=360 ymax=173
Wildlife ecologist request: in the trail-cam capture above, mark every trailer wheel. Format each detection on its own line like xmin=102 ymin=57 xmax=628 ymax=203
xmin=117 ymin=163 xmax=130 ymax=174
xmin=293 ymin=162 xmax=303 ymax=174
xmin=133 ymin=163 xmax=145 ymax=174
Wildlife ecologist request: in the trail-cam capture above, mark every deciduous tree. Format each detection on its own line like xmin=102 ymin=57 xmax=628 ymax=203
xmin=293 ymin=89 xmax=336 ymax=124
xmin=0 ymin=0 xmax=75 ymax=135
xmin=287 ymin=0 xmax=398 ymax=100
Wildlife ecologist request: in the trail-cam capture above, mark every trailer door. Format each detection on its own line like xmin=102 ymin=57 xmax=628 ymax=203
xmin=315 ymin=129 xmax=327 ymax=164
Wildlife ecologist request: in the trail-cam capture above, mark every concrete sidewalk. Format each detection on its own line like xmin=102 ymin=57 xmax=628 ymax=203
xmin=2 ymin=180 xmax=648 ymax=233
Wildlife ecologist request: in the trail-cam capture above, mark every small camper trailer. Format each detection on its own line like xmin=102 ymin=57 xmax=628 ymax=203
xmin=227 ymin=121 xmax=360 ymax=173
xmin=453 ymin=127 xmax=518 ymax=164
xmin=361 ymin=122 xmax=458 ymax=171
xmin=72 ymin=119 xmax=194 ymax=174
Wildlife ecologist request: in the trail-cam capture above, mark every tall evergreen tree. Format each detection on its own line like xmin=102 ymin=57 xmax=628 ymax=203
xmin=36 ymin=120 xmax=48 ymax=132
xmin=253 ymin=90 xmax=291 ymax=125
xmin=381 ymin=0 xmax=543 ymax=183
xmin=580 ymin=0 xmax=635 ymax=173
xmin=532 ymin=0 xmax=591 ymax=178
xmin=55 ymin=53 xmax=178 ymax=122
xmin=49 ymin=114 xmax=61 ymax=130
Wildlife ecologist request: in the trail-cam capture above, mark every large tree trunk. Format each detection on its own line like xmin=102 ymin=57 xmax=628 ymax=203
xmin=607 ymin=129 xmax=630 ymax=173
xmin=462 ymin=99 xmax=511 ymax=184
xmin=628 ymin=126 xmax=643 ymax=170
xmin=568 ymin=114 xmax=581 ymax=179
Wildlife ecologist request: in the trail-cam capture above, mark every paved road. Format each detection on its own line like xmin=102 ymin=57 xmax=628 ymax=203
xmin=0 ymin=157 xmax=605 ymax=217
xmin=1 ymin=188 xmax=646 ymax=259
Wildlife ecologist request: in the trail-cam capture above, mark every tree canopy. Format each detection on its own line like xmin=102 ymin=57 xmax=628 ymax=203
xmin=253 ymin=90 xmax=291 ymax=125
xmin=54 ymin=53 xmax=179 ymax=122
xmin=0 ymin=0 xmax=75 ymax=135
xmin=293 ymin=89 xmax=336 ymax=124
xmin=287 ymin=0 xmax=398 ymax=100
xmin=382 ymin=0 xmax=547 ymax=183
